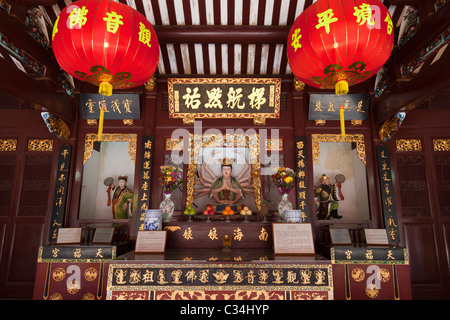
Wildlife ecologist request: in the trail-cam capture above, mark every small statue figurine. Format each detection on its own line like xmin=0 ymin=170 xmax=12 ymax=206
xmin=314 ymin=174 xmax=345 ymax=220
xmin=107 ymin=176 xmax=133 ymax=219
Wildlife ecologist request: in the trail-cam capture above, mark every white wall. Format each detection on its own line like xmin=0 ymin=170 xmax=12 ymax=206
xmin=79 ymin=141 xmax=135 ymax=219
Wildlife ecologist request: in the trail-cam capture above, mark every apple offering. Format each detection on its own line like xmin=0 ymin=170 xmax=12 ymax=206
xmin=203 ymin=205 xmax=214 ymax=216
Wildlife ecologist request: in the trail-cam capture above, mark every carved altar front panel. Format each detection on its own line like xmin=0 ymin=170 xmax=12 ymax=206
xmin=107 ymin=262 xmax=334 ymax=300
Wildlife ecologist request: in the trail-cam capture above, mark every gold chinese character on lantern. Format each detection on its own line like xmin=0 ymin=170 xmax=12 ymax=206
xmin=69 ymin=6 xmax=89 ymax=29
xmin=138 ymin=22 xmax=152 ymax=47
xmin=291 ymin=28 xmax=302 ymax=52
xmin=385 ymin=13 xmax=393 ymax=35
xmin=316 ymin=9 xmax=338 ymax=34
xmin=103 ymin=11 xmax=124 ymax=34
xmin=354 ymin=3 xmax=375 ymax=26
xmin=52 ymin=16 xmax=60 ymax=40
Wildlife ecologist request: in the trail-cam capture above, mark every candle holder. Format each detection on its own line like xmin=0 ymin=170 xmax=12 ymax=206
xmin=261 ymin=214 xmax=269 ymax=223
xmin=222 ymin=235 xmax=232 ymax=252
xmin=260 ymin=201 xmax=270 ymax=223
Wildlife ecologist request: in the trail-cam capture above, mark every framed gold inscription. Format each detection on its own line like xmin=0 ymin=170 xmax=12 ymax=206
xmin=168 ymin=78 xmax=281 ymax=125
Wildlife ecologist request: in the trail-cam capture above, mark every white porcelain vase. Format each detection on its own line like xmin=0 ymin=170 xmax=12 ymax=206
xmin=160 ymin=193 xmax=175 ymax=222
xmin=278 ymin=193 xmax=293 ymax=222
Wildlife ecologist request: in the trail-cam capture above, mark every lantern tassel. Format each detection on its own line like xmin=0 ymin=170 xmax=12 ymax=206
xmin=340 ymin=105 xmax=345 ymax=139
xmin=98 ymin=106 xmax=105 ymax=141
xmin=335 ymin=80 xmax=349 ymax=95
xmin=99 ymin=81 xmax=113 ymax=96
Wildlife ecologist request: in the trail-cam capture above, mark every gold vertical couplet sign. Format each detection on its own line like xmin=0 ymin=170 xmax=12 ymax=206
xmin=49 ymin=145 xmax=72 ymax=242
xmin=137 ymin=136 xmax=153 ymax=232
xmin=376 ymin=145 xmax=400 ymax=245
xmin=295 ymin=137 xmax=310 ymax=222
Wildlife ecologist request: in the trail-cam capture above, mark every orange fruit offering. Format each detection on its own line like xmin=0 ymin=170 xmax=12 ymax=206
xmin=222 ymin=209 xmax=228 ymax=215
xmin=225 ymin=206 xmax=231 ymax=211
xmin=229 ymin=210 xmax=234 ymax=215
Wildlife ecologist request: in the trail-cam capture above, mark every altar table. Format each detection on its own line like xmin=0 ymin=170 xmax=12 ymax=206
xmin=33 ymin=245 xmax=412 ymax=300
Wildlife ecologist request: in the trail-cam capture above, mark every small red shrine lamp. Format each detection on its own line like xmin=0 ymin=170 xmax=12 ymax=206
xmin=51 ymin=0 xmax=159 ymax=139
xmin=287 ymin=0 xmax=394 ymax=96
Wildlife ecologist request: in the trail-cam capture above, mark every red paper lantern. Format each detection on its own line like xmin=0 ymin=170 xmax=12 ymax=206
xmin=287 ymin=0 xmax=394 ymax=95
xmin=52 ymin=0 xmax=159 ymax=96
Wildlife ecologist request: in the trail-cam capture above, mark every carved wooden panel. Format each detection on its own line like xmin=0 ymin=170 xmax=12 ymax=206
xmin=0 ymin=155 xmax=16 ymax=217
xmin=434 ymin=155 xmax=450 ymax=216
xmin=18 ymin=155 xmax=52 ymax=216
xmin=396 ymin=154 xmax=431 ymax=217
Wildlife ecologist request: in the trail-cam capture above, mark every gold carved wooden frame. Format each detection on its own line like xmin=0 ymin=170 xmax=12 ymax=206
xmin=186 ymin=133 xmax=262 ymax=210
xmin=433 ymin=139 xmax=450 ymax=152
xmin=0 ymin=139 xmax=17 ymax=151
xmin=83 ymin=133 xmax=137 ymax=165
xmin=168 ymin=78 xmax=281 ymax=126
xmin=396 ymin=139 xmax=422 ymax=152
xmin=311 ymin=134 xmax=366 ymax=165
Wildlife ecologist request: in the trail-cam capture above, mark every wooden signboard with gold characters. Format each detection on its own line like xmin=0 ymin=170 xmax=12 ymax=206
xmin=33 ymin=246 xmax=116 ymax=300
xmin=168 ymin=78 xmax=281 ymax=125
xmin=106 ymin=261 xmax=334 ymax=300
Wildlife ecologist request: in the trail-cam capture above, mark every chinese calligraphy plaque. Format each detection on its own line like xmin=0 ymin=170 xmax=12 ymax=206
xmin=168 ymin=78 xmax=281 ymax=125
xmin=79 ymin=93 xmax=140 ymax=120
xmin=308 ymin=93 xmax=369 ymax=121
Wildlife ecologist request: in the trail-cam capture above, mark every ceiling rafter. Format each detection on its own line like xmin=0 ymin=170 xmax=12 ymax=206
xmin=37 ymin=0 xmax=405 ymax=78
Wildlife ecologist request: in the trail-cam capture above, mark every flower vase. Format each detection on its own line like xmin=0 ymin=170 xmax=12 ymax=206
xmin=278 ymin=193 xmax=293 ymax=222
xmin=160 ymin=193 xmax=175 ymax=222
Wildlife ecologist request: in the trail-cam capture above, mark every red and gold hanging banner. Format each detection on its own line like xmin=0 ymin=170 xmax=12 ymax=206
xmin=287 ymin=0 xmax=394 ymax=95
xmin=52 ymin=0 xmax=159 ymax=96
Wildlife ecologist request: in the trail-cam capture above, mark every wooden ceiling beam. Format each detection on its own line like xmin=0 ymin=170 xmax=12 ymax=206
xmin=374 ymin=47 xmax=450 ymax=124
xmin=19 ymin=0 xmax=59 ymax=5
xmin=0 ymin=9 xmax=75 ymax=122
xmin=385 ymin=0 xmax=424 ymax=5
xmin=0 ymin=9 xmax=50 ymax=63
xmin=394 ymin=3 xmax=450 ymax=66
xmin=154 ymin=25 xmax=290 ymax=45
xmin=372 ymin=3 xmax=450 ymax=122
xmin=0 ymin=57 xmax=75 ymax=123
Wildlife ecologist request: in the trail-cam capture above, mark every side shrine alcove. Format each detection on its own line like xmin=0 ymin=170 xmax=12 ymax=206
xmin=80 ymin=133 xmax=137 ymax=220
xmin=77 ymin=133 xmax=138 ymax=250
xmin=311 ymin=134 xmax=373 ymax=257
xmin=311 ymin=133 xmax=370 ymax=221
